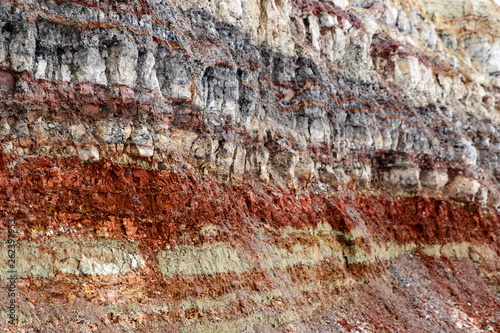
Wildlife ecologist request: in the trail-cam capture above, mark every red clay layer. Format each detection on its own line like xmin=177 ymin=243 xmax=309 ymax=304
xmin=1 ymin=152 xmax=498 ymax=250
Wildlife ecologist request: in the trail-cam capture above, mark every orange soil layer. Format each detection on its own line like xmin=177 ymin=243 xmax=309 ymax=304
xmin=1 ymin=152 xmax=499 ymax=249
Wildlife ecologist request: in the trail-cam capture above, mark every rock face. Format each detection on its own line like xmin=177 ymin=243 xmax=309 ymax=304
xmin=0 ymin=0 xmax=500 ymax=332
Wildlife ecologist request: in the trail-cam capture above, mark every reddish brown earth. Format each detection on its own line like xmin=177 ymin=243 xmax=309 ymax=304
xmin=2 ymin=152 xmax=499 ymax=248
xmin=1 ymin=152 xmax=499 ymax=331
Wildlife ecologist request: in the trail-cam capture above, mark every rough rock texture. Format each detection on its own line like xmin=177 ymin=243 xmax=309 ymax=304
xmin=0 ymin=0 xmax=500 ymax=332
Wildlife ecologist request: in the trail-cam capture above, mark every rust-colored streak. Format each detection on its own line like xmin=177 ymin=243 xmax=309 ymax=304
xmin=0 ymin=153 xmax=498 ymax=251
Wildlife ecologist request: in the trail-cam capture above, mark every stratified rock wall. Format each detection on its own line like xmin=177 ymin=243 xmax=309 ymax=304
xmin=0 ymin=0 xmax=499 ymax=332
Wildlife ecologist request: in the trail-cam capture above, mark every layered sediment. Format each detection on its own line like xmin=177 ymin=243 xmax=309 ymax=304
xmin=0 ymin=0 xmax=500 ymax=331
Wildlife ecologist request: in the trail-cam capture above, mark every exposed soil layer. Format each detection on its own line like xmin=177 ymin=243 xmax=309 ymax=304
xmin=0 ymin=155 xmax=499 ymax=332
xmin=1 ymin=153 xmax=499 ymax=248
xmin=1 ymin=0 xmax=500 ymax=331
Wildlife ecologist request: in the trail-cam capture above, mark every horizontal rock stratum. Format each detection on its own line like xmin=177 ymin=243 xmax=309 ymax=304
xmin=0 ymin=0 xmax=500 ymax=332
